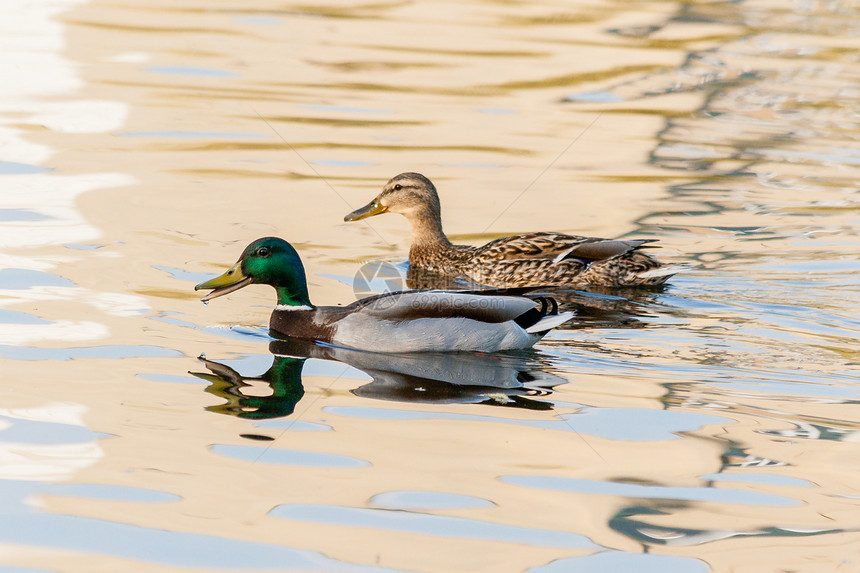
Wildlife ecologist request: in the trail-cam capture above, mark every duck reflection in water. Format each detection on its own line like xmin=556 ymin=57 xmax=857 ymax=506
xmin=190 ymin=338 xmax=566 ymax=420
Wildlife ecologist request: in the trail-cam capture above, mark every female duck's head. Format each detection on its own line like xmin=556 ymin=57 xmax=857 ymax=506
xmin=195 ymin=237 xmax=312 ymax=307
xmin=344 ymin=172 xmax=442 ymax=223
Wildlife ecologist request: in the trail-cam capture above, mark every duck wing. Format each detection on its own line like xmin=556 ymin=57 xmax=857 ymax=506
xmin=552 ymin=238 xmax=657 ymax=263
xmin=346 ymin=290 xmax=538 ymax=323
xmin=476 ymin=232 xmax=657 ymax=263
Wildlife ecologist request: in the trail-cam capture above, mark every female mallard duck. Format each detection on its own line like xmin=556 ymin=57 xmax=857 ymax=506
xmin=195 ymin=237 xmax=572 ymax=353
xmin=345 ymin=172 xmax=677 ymax=288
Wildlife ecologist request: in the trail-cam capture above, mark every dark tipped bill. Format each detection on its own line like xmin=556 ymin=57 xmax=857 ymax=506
xmin=344 ymin=198 xmax=388 ymax=222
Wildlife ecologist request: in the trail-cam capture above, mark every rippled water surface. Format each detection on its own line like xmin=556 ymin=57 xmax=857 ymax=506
xmin=2 ymin=0 xmax=859 ymax=571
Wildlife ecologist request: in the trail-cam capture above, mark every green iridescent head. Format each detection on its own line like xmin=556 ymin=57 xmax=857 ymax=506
xmin=195 ymin=237 xmax=312 ymax=307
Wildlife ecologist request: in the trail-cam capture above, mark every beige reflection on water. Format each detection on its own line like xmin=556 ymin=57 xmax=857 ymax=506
xmin=2 ymin=0 xmax=860 ymax=571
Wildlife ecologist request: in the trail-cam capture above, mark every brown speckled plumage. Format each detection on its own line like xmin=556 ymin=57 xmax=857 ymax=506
xmin=346 ymin=173 xmax=675 ymax=288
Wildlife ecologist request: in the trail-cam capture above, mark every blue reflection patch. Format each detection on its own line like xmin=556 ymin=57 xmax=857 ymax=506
xmin=0 ymin=345 xmax=180 ymax=361
xmin=0 ymin=565 xmax=55 ymax=573
xmin=301 ymin=358 xmax=368 ymax=381
xmin=325 ymin=406 xmax=570 ymax=431
xmin=270 ymin=504 xmax=596 ymax=549
xmin=154 ymin=265 xmax=223 ymax=283
xmin=0 ymin=416 xmax=109 ymax=445
xmin=149 ymin=315 xmax=194 ymax=328
xmin=327 ymin=406 xmax=720 ymax=439
xmin=0 ymin=161 xmax=53 ymax=175
xmin=253 ymin=419 xmax=332 ymax=432
xmin=211 ymin=444 xmax=369 ymax=468
xmin=0 ymin=209 xmax=51 ymax=222
xmin=0 ymin=309 xmax=50 ymax=325
xmin=0 ymin=269 xmax=74 ymax=289
xmin=0 ymin=485 xmax=395 ymax=572
xmin=564 ymin=91 xmax=624 ymax=103
xmin=198 ymin=325 xmax=273 ymax=342
xmin=699 ymin=472 xmax=812 ymax=487
xmin=561 ymin=408 xmax=729 ymax=441
xmin=529 ymin=551 xmax=708 ymax=573
xmin=765 ymin=148 xmax=860 ymax=166
xmin=214 ymin=353 xmax=275 ymax=373
xmin=370 ymin=491 xmax=493 ymax=511
xmin=136 ymin=373 xmax=203 ymax=385
xmin=43 ymin=483 xmax=180 ymax=503
xmin=500 ymin=475 xmax=798 ymax=506
xmin=710 ymin=380 xmax=860 ymax=400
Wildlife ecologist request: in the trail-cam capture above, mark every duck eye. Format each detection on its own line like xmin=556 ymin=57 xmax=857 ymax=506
xmin=393 ymin=183 xmax=402 ymax=191
xmin=256 ymin=247 xmax=270 ymax=257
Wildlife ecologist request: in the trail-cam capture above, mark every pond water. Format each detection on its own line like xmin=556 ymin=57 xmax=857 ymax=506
xmin=1 ymin=0 xmax=859 ymax=571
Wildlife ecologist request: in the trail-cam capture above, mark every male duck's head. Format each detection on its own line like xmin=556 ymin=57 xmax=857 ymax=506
xmin=195 ymin=237 xmax=312 ymax=307
xmin=344 ymin=172 xmax=441 ymax=223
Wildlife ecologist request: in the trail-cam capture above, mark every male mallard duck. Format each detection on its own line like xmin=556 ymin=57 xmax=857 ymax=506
xmin=345 ymin=172 xmax=677 ymax=288
xmin=195 ymin=237 xmax=573 ymax=353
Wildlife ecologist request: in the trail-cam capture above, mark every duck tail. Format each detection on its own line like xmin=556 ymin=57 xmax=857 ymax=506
xmin=526 ymin=311 xmax=575 ymax=334
xmin=515 ymin=296 xmax=574 ymax=334
xmin=636 ymin=263 xmax=692 ymax=283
